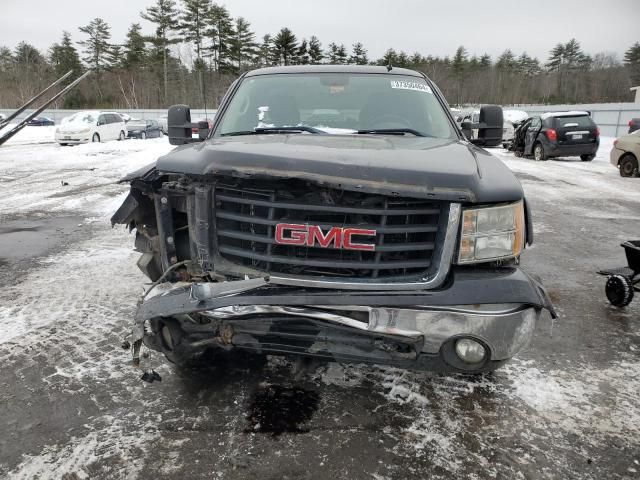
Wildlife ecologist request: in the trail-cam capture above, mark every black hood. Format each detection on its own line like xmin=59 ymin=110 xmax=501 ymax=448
xmin=155 ymin=135 xmax=523 ymax=203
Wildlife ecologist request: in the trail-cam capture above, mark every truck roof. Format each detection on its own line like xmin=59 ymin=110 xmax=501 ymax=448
xmin=244 ymin=64 xmax=426 ymax=78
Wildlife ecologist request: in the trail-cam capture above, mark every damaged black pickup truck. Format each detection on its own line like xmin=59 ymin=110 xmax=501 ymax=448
xmin=112 ymin=65 xmax=555 ymax=374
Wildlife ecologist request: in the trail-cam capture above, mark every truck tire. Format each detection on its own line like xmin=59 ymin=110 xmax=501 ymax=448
xmin=605 ymin=275 xmax=634 ymax=307
xmin=580 ymin=154 xmax=595 ymax=162
xmin=533 ymin=143 xmax=547 ymax=161
xmin=619 ymin=153 xmax=638 ymax=177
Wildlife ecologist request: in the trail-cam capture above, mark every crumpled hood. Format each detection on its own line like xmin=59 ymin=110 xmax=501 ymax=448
xmin=155 ymin=135 xmax=523 ymax=203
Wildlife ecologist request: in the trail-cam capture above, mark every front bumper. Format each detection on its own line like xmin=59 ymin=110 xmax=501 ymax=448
xmin=133 ymin=267 xmax=555 ymax=373
xmin=55 ymin=133 xmax=90 ymax=144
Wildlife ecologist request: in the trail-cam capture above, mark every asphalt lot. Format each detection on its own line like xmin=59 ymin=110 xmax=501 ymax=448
xmin=0 ymin=131 xmax=638 ymax=479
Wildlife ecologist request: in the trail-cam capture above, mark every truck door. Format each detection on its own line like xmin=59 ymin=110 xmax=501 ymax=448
xmin=524 ymin=116 xmax=542 ymax=155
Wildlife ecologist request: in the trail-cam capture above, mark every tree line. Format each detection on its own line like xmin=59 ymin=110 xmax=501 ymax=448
xmin=1 ymin=0 xmax=639 ymax=109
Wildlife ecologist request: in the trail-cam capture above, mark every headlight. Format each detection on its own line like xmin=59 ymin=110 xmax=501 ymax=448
xmin=80 ymin=127 xmax=91 ymax=133
xmin=457 ymin=201 xmax=524 ymax=264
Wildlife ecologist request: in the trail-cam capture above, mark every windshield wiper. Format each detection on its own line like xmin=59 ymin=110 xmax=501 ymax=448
xmin=357 ymin=128 xmax=426 ymax=137
xmin=221 ymin=126 xmax=326 ymax=137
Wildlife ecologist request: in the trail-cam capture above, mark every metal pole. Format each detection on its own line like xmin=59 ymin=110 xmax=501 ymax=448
xmin=0 ymin=70 xmax=73 ymax=128
xmin=0 ymin=71 xmax=91 ymax=146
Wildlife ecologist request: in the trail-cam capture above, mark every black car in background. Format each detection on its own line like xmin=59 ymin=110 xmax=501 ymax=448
xmin=27 ymin=116 xmax=55 ymax=126
xmin=511 ymin=111 xmax=599 ymax=161
xmin=629 ymin=118 xmax=640 ymax=134
xmin=126 ymin=119 xmax=162 ymax=139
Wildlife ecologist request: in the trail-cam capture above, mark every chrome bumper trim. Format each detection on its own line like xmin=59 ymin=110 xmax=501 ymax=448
xmin=199 ymin=303 xmax=538 ymax=361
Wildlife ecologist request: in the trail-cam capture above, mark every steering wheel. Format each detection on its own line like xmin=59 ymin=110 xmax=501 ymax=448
xmin=366 ymin=114 xmax=412 ymax=130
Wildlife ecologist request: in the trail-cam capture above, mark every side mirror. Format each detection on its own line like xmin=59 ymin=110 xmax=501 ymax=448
xmin=168 ymin=104 xmax=197 ymax=145
xmin=97 ymin=120 xmax=105 ymax=126
xmin=197 ymin=121 xmax=209 ymax=141
xmin=475 ymin=105 xmax=504 ymax=147
xmin=461 ymin=106 xmax=504 ymax=147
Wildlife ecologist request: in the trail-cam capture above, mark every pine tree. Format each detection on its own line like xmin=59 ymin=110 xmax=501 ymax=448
xmin=78 ymin=18 xmax=113 ymax=72
xmin=624 ymin=42 xmax=640 ymax=84
xmin=496 ymin=49 xmax=516 ymax=71
xmin=259 ymin=34 xmax=276 ymax=67
xmin=229 ymin=17 xmax=257 ymax=71
xmin=205 ymin=3 xmax=234 ymax=72
xmin=327 ymin=43 xmax=339 ymax=64
xmin=335 ymin=44 xmax=348 ymax=64
xmin=396 ymin=51 xmax=409 ymax=67
xmin=49 ymin=31 xmax=83 ymax=78
xmin=349 ymin=42 xmax=368 ymax=65
xmin=624 ymin=42 xmax=640 ymax=67
xmin=410 ymin=52 xmax=425 ymax=66
xmin=546 ymin=43 xmax=565 ymax=71
xmin=178 ymin=0 xmax=210 ymax=69
xmin=122 ymin=23 xmax=147 ymax=69
xmin=296 ymin=39 xmax=310 ymax=65
xmin=479 ymin=54 xmax=491 ymax=68
xmin=140 ymin=0 xmax=179 ymax=105
xmin=452 ymin=46 xmax=468 ymax=76
xmin=517 ymin=52 xmax=540 ymax=76
xmin=308 ymin=36 xmax=323 ymax=64
xmin=0 ymin=47 xmax=14 ymax=72
xmin=379 ymin=48 xmax=398 ymax=67
xmin=273 ymin=28 xmax=297 ymax=66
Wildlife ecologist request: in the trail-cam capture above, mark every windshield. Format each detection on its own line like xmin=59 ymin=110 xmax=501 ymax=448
xmin=63 ymin=112 xmax=96 ymax=125
xmin=554 ymin=115 xmax=593 ymax=128
xmin=216 ymin=73 xmax=455 ymax=138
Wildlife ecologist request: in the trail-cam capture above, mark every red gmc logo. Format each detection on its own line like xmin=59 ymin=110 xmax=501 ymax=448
xmin=274 ymin=223 xmax=376 ymax=251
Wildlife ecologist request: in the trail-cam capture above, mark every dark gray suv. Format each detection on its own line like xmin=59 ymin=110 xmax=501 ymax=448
xmin=517 ymin=111 xmax=600 ymax=161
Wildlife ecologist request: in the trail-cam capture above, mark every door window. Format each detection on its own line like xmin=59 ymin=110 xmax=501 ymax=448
xmin=530 ymin=117 xmax=541 ymax=129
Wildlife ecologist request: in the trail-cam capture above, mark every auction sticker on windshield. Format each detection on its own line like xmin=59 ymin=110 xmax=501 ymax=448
xmin=390 ymin=80 xmax=433 ymax=94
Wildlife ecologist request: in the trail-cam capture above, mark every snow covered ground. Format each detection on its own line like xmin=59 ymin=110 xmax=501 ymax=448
xmin=0 ymin=130 xmax=638 ymax=479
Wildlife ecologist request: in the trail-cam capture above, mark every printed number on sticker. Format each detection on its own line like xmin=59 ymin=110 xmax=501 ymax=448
xmin=390 ymin=81 xmax=433 ymax=94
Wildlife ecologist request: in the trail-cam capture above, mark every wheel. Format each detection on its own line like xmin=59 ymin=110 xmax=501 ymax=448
xmin=533 ymin=143 xmax=547 ymax=161
xmin=140 ymin=131 xmax=146 ymax=140
xmin=118 ymin=131 xmax=126 ymax=141
xmin=92 ymin=133 xmax=100 ymax=143
xmin=605 ymin=275 xmax=634 ymax=307
xmin=619 ymin=154 xmax=638 ymax=177
xmin=580 ymin=154 xmax=595 ymax=162
xmin=514 ymin=150 xmax=523 ymax=158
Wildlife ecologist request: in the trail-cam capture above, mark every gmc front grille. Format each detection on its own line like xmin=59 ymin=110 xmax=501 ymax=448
xmin=212 ymin=183 xmax=449 ymax=281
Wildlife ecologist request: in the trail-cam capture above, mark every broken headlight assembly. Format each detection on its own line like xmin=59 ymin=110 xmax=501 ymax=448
xmin=457 ymin=201 xmax=524 ymax=264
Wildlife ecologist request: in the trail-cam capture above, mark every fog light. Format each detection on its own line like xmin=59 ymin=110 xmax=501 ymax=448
xmin=454 ymin=338 xmax=486 ymax=364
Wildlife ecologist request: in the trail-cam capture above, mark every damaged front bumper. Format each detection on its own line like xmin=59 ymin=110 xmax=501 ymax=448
xmin=133 ymin=267 xmax=555 ymax=373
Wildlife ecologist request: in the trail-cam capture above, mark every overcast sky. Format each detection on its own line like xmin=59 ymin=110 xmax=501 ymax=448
xmin=2 ymin=0 xmax=638 ymax=62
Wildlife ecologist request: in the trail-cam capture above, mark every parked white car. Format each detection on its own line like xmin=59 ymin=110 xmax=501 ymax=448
xmin=55 ymin=111 xmax=127 ymax=145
